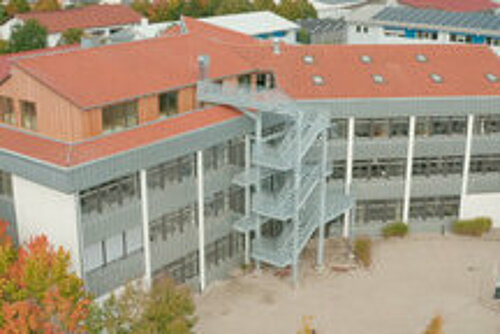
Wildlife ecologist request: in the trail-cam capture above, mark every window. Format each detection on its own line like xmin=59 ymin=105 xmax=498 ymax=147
xmin=360 ymin=55 xmax=372 ymax=63
xmin=356 ymin=25 xmax=369 ymax=34
xmin=159 ymin=91 xmax=178 ymax=117
xmin=105 ymin=234 xmax=124 ymax=263
xmin=417 ymin=30 xmax=438 ymax=40
xmin=83 ymin=242 xmax=104 ymax=273
xmin=371 ymin=74 xmax=385 ymax=84
xmin=125 ymin=226 xmax=143 ymax=254
xmin=485 ymin=73 xmax=498 ymax=83
xmin=303 ymin=55 xmax=314 ymax=64
xmin=312 ymin=75 xmax=324 ymax=86
xmin=415 ymin=54 xmax=428 ymax=63
xmin=20 ymin=100 xmax=37 ymax=130
xmin=474 ymin=115 xmax=500 ymax=135
xmin=328 ymin=119 xmax=347 ymax=139
xmin=102 ymin=100 xmax=138 ymax=132
xmin=0 ymin=170 xmax=12 ymax=198
xmin=430 ymin=73 xmax=443 ymax=84
xmin=384 ymin=28 xmax=405 ymax=38
xmin=256 ymin=73 xmax=275 ymax=91
xmin=449 ymin=33 xmax=472 ymax=44
xmin=238 ymin=74 xmax=251 ymax=91
xmin=0 ymin=96 xmax=14 ymax=125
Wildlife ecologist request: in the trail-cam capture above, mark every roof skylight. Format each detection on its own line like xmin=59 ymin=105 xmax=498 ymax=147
xmin=303 ymin=55 xmax=314 ymax=64
xmin=312 ymin=75 xmax=324 ymax=86
xmin=416 ymin=54 xmax=428 ymax=62
xmin=430 ymin=73 xmax=443 ymax=83
xmin=372 ymin=74 xmax=385 ymax=84
xmin=360 ymin=55 xmax=372 ymax=64
xmin=485 ymin=73 xmax=498 ymax=83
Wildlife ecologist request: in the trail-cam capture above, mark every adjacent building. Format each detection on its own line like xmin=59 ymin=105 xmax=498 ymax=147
xmin=200 ymin=11 xmax=300 ymax=44
xmin=298 ymin=17 xmax=347 ymax=44
xmin=0 ymin=4 xmax=146 ymax=47
xmin=346 ymin=5 xmax=500 ymax=47
xmin=0 ymin=17 xmax=499 ymax=299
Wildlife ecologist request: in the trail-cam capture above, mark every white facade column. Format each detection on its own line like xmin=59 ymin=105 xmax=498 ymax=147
xmin=402 ymin=116 xmax=416 ymax=223
xmin=255 ymin=114 xmax=262 ymax=271
xmin=140 ymin=170 xmax=152 ymax=288
xmin=317 ymin=130 xmax=328 ymax=269
xmin=244 ymin=135 xmax=251 ymax=265
xmin=196 ymin=150 xmax=206 ymax=292
xmin=459 ymin=114 xmax=474 ymax=218
xmin=343 ymin=117 xmax=355 ymax=238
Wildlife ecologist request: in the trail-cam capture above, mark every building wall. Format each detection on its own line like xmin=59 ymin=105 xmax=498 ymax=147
xmin=12 ymin=175 xmax=82 ymax=275
xmin=461 ymin=192 xmax=500 ymax=228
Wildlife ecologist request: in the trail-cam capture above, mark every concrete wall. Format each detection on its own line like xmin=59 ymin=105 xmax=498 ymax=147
xmin=12 ymin=175 xmax=82 ymax=275
xmin=461 ymin=192 xmax=500 ymax=228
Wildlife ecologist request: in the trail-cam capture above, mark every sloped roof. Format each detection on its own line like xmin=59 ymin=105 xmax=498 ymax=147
xmin=399 ymin=0 xmax=499 ymax=12
xmin=200 ymin=11 xmax=300 ymax=36
xmin=13 ymin=30 xmax=258 ymax=109
xmin=372 ymin=6 xmax=500 ymax=32
xmin=16 ymin=5 xmax=143 ymax=34
xmin=0 ymin=105 xmax=241 ymax=167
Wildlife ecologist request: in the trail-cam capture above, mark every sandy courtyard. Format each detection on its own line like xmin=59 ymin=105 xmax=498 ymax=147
xmin=195 ymin=234 xmax=500 ymax=333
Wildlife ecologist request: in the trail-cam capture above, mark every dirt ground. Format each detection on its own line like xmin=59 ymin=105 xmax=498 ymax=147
xmin=195 ymin=234 xmax=500 ymax=334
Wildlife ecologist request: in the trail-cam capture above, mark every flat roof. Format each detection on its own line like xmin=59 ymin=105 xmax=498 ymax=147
xmin=398 ymin=0 xmax=499 ymax=12
xmin=200 ymin=11 xmax=300 ymax=36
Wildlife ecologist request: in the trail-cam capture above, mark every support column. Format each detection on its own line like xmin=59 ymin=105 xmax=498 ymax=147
xmin=459 ymin=114 xmax=474 ymax=218
xmin=292 ymin=116 xmax=302 ymax=286
xmin=317 ymin=130 xmax=328 ymax=269
xmin=343 ymin=117 xmax=354 ymax=238
xmin=244 ymin=135 xmax=251 ymax=265
xmin=403 ymin=116 xmax=416 ymax=223
xmin=197 ymin=150 xmax=206 ymax=292
xmin=255 ymin=114 xmax=262 ymax=271
xmin=140 ymin=169 xmax=152 ymax=289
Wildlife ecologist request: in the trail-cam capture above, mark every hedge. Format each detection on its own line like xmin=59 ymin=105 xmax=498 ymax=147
xmin=354 ymin=236 xmax=372 ymax=268
xmin=451 ymin=217 xmax=492 ymax=237
xmin=381 ymin=222 xmax=409 ymax=238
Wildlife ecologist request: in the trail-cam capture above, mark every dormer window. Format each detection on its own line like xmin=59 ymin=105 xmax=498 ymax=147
xmin=312 ymin=75 xmax=324 ymax=86
xmin=485 ymin=73 xmax=498 ymax=83
xmin=360 ymin=55 xmax=372 ymax=64
xmin=416 ymin=54 xmax=428 ymax=63
xmin=303 ymin=55 xmax=314 ymax=64
xmin=430 ymin=73 xmax=443 ymax=84
xmin=372 ymin=74 xmax=385 ymax=84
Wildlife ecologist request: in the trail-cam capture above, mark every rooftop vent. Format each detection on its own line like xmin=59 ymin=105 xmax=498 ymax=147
xmin=416 ymin=54 xmax=428 ymax=63
xmin=312 ymin=75 xmax=324 ymax=86
xmin=372 ymin=74 xmax=385 ymax=84
xmin=430 ymin=73 xmax=443 ymax=84
xmin=303 ymin=55 xmax=314 ymax=64
xmin=485 ymin=73 xmax=498 ymax=83
xmin=360 ymin=55 xmax=372 ymax=64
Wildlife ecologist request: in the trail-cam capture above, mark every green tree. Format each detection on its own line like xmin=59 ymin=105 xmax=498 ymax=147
xmin=131 ymin=0 xmax=152 ymax=17
xmin=149 ymin=0 xmax=170 ymax=22
xmin=202 ymin=0 xmax=222 ymax=16
xmin=0 ymin=40 xmax=9 ymax=54
xmin=214 ymin=0 xmax=254 ymax=15
xmin=0 ymin=4 xmax=10 ymax=25
xmin=95 ymin=277 xmax=196 ymax=333
xmin=33 ymin=0 xmax=61 ymax=12
xmin=254 ymin=0 xmax=276 ymax=11
xmin=296 ymin=28 xmax=310 ymax=44
xmin=0 ymin=221 xmax=92 ymax=332
xmin=8 ymin=19 xmax=47 ymax=53
xmin=6 ymin=0 xmax=30 ymax=15
xmin=276 ymin=0 xmax=317 ymax=21
xmin=183 ymin=0 xmax=205 ymax=18
xmin=61 ymin=28 xmax=84 ymax=45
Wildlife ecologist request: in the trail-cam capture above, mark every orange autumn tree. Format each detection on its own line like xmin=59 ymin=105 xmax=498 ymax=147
xmin=0 ymin=220 xmax=92 ymax=333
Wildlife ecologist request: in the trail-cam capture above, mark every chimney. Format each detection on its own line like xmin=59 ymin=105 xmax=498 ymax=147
xmin=273 ymin=38 xmax=281 ymax=55
xmin=198 ymin=55 xmax=210 ymax=81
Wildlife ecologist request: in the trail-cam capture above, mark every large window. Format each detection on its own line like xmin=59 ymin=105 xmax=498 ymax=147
xmin=20 ymin=100 xmax=37 ymax=131
xmin=159 ymin=91 xmax=178 ymax=117
xmin=352 ymin=158 xmax=405 ymax=180
xmin=147 ymin=154 xmax=195 ymax=189
xmin=238 ymin=74 xmax=251 ymax=91
xmin=80 ymin=174 xmax=139 ymax=218
xmin=256 ymin=73 xmax=275 ymax=91
xmin=412 ymin=156 xmax=463 ymax=177
xmin=355 ymin=199 xmax=403 ymax=224
xmin=409 ymin=196 xmax=459 ymax=221
xmin=474 ymin=115 xmax=500 ymax=135
xmin=0 ymin=170 xmax=12 ymax=198
xmin=0 ymin=96 xmax=14 ymax=125
xmin=355 ymin=118 xmax=409 ymax=139
xmin=416 ymin=116 xmax=467 ymax=137
xmin=102 ymin=100 xmax=138 ymax=132
xmin=470 ymin=155 xmax=500 ymax=174
xmin=328 ymin=119 xmax=347 ymax=139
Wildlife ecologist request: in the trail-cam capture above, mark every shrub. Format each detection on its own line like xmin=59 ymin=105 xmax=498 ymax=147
xmin=382 ymin=222 xmax=409 ymax=238
xmin=354 ymin=236 xmax=372 ymax=268
xmin=424 ymin=315 xmax=443 ymax=334
xmin=452 ymin=217 xmax=492 ymax=237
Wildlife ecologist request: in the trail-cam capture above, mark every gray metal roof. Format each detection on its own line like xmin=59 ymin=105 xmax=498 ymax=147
xmin=372 ymin=6 xmax=500 ymax=32
xmin=298 ymin=18 xmax=346 ymax=33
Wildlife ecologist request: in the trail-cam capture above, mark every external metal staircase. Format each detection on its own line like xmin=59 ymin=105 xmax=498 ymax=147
xmin=197 ymin=79 xmax=354 ymax=281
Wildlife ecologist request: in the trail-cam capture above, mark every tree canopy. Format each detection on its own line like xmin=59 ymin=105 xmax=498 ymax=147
xmin=6 ymin=0 xmax=30 ymax=15
xmin=33 ymin=0 xmax=61 ymax=12
xmin=8 ymin=19 xmax=47 ymax=53
xmin=0 ymin=221 xmax=92 ymax=332
xmin=61 ymin=28 xmax=84 ymax=45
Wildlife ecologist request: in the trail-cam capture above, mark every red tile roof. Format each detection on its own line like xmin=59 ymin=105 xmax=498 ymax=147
xmin=13 ymin=30 xmax=258 ymax=109
xmin=233 ymin=42 xmax=500 ymax=99
xmin=16 ymin=5 xmax=143 ymax=34
xmin=0 ymin=44 xmax=78 ymax=83
xmin=0 ymin=106 xmax=241 ymax=167
xmin=399 ymin=0 xmax=499 ymax=12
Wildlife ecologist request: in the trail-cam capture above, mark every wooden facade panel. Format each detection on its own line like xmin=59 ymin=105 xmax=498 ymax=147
xmin=139 ymin=95 xmax=159 ymax=124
